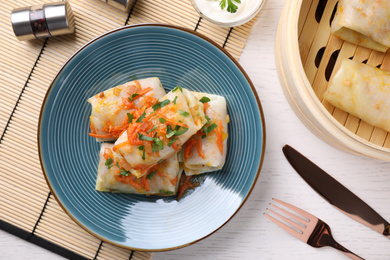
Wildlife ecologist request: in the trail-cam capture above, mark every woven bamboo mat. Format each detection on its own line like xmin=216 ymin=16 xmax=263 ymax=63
xmin=0 ymin=0 xmax=257 ymax=259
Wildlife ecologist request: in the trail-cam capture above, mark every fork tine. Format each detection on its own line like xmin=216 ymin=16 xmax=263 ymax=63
xmin=269 ymin=202 xmax=308 ymax=224
xmin=268 ymin=203 xmax=308 ymax=232
xmin=272 ymin=198 xmax=317 ymax=221
xmin=264 ymin=212 xmax=304 ymax=240
xmin=267 ymin=205 xmax=306 ymax=231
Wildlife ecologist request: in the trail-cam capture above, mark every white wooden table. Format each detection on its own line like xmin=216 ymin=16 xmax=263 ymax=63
xmin=2 ymin=0 xmax=390 ymax=259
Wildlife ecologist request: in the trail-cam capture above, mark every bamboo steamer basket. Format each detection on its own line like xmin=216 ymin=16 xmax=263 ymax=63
xmin=275 ymin=0 xmax=390 ymax=161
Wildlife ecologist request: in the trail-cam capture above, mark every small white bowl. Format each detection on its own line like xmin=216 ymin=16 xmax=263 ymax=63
xmin=190 ymin=0 xmax=265 ymax=27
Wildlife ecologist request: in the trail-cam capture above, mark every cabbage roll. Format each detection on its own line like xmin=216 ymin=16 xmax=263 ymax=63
xmin=113 ymin=87 xmax=205 ymax=178
xmin=330 ymin=0 xmax=390 ymax=52
xmin=324 ymin=59 xmax=390 ymax=132
xmin=88 ymin=77 xmax=166 ymax=141
xmin=182 ymin=93 xmax=229 ymax=176
xmin=95 ymin=143 xmax=182 ymax=195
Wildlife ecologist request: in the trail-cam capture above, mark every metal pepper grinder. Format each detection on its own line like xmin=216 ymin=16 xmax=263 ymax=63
xmin=11 ymin=1 xmax=75 ymax=41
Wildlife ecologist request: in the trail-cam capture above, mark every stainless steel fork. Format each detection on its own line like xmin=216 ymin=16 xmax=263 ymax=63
xmin=264 ymin=198 xmax=364 ymax=260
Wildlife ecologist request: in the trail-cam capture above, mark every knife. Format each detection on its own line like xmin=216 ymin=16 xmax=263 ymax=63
xmin=282 ymin=144 xmax=390 ymax=239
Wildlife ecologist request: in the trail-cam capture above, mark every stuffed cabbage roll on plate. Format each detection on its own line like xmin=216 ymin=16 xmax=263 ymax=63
xmin=330 ymin=0 xmax=390 ymax=52
xmin=324 ymin=59 xmax=390 ymax=132
xmin=113 ymin=87 xmax=207 ymax=178
xmin=96 ymin=143 xmax=183 ymax=195
xmin=182 ymin=92 xmax=228 ymax=176
xmin=88 ymin=77 xmax=166 ymax=141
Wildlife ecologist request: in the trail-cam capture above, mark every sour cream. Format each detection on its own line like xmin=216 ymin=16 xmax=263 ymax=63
xmin=192 ymin=0 xmax=264 ymax=26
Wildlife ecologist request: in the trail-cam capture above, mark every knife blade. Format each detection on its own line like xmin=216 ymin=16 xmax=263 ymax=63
xmin=282 ymin=144 xmax=390 ymax=239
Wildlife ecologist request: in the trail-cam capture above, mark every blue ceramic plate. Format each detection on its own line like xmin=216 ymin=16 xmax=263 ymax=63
xmin=39 ymin=24 xmax=265 ymax=251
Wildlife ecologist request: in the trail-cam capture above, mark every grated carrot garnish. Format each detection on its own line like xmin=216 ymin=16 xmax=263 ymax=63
xmin=130 ymin=179 xmax=143 ymax=190
xmin=127 ymin=123 xmax=143 ymax=145
xmin=203 ymin=102 xmax=210 ymax=113
xmin=103 ymin=148 xmax=113 ymax=160
xmin=170 ymin=176 xmax=178 ymax=186
xmin=141 ymin=175 xmax=150 ymax=191
xmin=172 ymin=140 xmax=180 ymax=151
xmin=110 ymin=125 xmax=127 ymax=138
xmin=116 ymin=175 xmax=144 ymax=190
xmin=196 ymin=138 xmax=205 ymax=159
xmin=132 ymin=87 xmax=152 ymax=100
xmin=89 ymin=133 xmax=113 ymax=138
xmin=157 ymin=112 xmax=188 ymax=128
xmin=112 ymin=141 xmax=130 ymax=152
xmin=101 ymin=122 xmax=112 ymax=133
xmin=90 ymin=122 xmax=96 ymax=134
xmin=184 ymin=139 xmax=197 ymax=161
xmin=216 ymin=119 xmax=223 ymax=155
xmin=134 ymin=80 xmax=141 ymax=90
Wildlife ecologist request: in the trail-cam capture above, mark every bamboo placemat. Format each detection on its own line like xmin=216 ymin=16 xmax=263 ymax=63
xmin=0 ymin=0 xmax=257 ymax=259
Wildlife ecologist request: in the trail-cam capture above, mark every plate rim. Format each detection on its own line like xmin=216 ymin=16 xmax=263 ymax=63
xmin=38 ymin=23 xmax=266 ymax=252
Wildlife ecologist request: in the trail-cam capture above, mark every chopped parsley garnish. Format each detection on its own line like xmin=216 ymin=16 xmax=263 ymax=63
xmin=166 ymin=125 xmax=176 ymax=138
xmin=136 ymin=110 xmax=146 ymax=123
xmin=173 ymin=86 xmax=183 ymax=93
xmin=128 ymin=93 xmax=139 ymax=102
xmin=166 ymin=131 xmax=176 ymax=139
xmin=147 ymin=170 xmax=158 ymax=180
xmin=155 ymin=138 xmax=164 ymax=150
xmin=152 ymin=99 xmax=170 ymax=111
xmin=201 ymin=115 xmax=214 ymax=138
xmin=127 ymin=113 xmax=134 ymax=123
xmin=159 ymin=118 xmax=166 ymax=123
xmin=158 ymin=159 xmax=163 ymax=164
xmin=166 ymin=125 xmax=188 ymax=138
xmin=114 ymin=162 xmax=130 ymax=176
xmin=175 ymin=127 xmax=188 ymax=136
xmin=137 ymin=133 xmax=164 ymax=152
xmin=219 ymin=0 xmax=241 ymax=13
xmin=142 ymin=149 xmax=146 ymax=160
xmin=152 ymin=138 xmax=163 ymax=152
xmin=120 ymin=168 xmax=130 ymax=176
xmin=159 ymin=189 xmax=174 ymax=195
xmin=168 ymin=137 xmax=178 ymax=147
xmin=179 ymin=110 xmax=190 ymax=117
xmin=147 ymin=125 xmax=157 ymax=134
xmin=105 ymin=157 xmax=113 ymax=166
xmin=152 ymin=143 xmax=159 ymax=153
xmin=199 ymin=96 xmax=211 ymax=103
xmin=173 ymin=96 xmax=178 ymax=104
xmin=202 ymin=123 xmax=217 ymax=136
xmin=137 ymin=133 xmax=155 ymax=141
xmin=138 ymin=145 xmax=144 ymax=150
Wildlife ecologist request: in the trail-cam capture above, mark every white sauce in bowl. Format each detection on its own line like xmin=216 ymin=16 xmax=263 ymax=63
xmin=193 ymin=0 xmax=263 ymax=24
